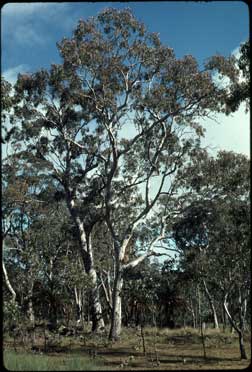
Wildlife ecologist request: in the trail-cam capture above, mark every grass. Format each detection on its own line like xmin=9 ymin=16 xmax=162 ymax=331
xmin=3 ymin=350 xmax=102 ymax=371
xmin=3 ymin=326 xmax=251 ymax=370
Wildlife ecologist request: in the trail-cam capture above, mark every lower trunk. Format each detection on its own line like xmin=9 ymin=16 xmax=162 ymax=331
xmin=74 ymin=286 xmax=84 ymax=325
xmin=27 ymin=286 xmax=35 ymax=326
xmin=202 ymin=280 xmax=219 ymax=329
xmin=212 ymin=306 xmax=219 ymax=329
xmin=109 ymin=269 xmax=123 ymax=340
xmin=222 ymin=307 xmax=227 ymax=332
xmin=238 ymin=331 xmax=247 ymax=360
xmin=223 ymin=298 xmax=247 ymax=360
xmin=190 ymin=306 xmax=196 ymax=328
xmin=188 ymin=298 xmax=196 ymax=328
xmin=88 ymin=269 xmax=105 ymax=332
xmin=67 ymin=197 xmax=105 ymax=333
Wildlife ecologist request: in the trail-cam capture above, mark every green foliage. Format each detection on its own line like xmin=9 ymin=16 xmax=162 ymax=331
xmin=4 ymin=301 xmax=23 ymax=331
xmin=205 ymin=41 xmax=250 ymax=114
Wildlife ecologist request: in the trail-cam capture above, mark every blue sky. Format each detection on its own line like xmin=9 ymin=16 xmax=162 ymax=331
xmin=1 ymin=1 xmax=250 ymax=156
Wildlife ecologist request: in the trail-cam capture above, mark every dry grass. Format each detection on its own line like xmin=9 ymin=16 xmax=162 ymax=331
xmin=4 ymin=326 xmax=251 ymax=370
xmin=97 ymin=327 xmax=251 ymax=370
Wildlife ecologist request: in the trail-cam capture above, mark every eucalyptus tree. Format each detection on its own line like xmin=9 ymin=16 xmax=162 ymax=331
xmin=84 ymin=9 xmax=238 ymax=339
xmin=2 ymin=154 xmax=45 ymax=324
xmin=2 ymin=152 xmax=68 ymax=325
xmin=172 ymin=150 xmax=250 ymax=359
xmin=224 ymin=40 xmax=250 ymax=113
xmin=5 ymin=8 xmax=239 ymax=338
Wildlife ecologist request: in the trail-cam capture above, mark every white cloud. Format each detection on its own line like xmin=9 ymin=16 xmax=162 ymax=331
xmin=2 ymin=64 xmax=30 ymax=85
xmin=201 ymin=103 xmax=250 ymax=158
xmin=2 ymin=3 xmax=66 ymax=17
xmin=2 ymin=3 xmax=71 ymax=47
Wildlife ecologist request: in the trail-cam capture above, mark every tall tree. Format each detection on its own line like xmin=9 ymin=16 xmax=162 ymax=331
xmin=5 ymin=8 xmax=238 ymax=338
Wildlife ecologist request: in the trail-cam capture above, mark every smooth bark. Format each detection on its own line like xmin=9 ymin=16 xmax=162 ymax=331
xmin=67 ymin=197 xmax=105 ymax=332
xmin=109 ymin=266 xmax=123 ymax=340
xmin=202 ymin=280 xmax=219 ymax=329
xmin=27 ymin=285 xmax=35 ymax=325
xmin=223 ymin=298 xmax=247 ymax=360
xmin=74 ymin=286 xmax=84 ymax=324
xmin=2 ymin=258 xmax=16 ymax=303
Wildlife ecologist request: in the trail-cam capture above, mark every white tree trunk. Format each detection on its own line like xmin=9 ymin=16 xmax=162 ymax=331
xmin=89 ymin=268 xmax=105 ymax=332
xmin=107 ymin=233 xmax=166 ymax=340
xmin=109 ymin=265 xmax=123 ymax=340
xmin=67 ymin=197 xmax=105 ymax=332
xmin=27 ymin=285 xmax=35 ymax=325
xmin=2 ymin=258 xmax=16 ymax=303
xmin=223 ymin=297 xmax=247 ymax=360
xmin=74 ymin=286 xmax=83 ymax=324
xmin=202 ymin=280 xmax=219 ymax=329
xmin=187 ymin=298 xmax=196 ymax=328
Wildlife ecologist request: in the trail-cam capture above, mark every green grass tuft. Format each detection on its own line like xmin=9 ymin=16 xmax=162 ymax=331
xmin=4 ymin=350 xmax=101 ymax=371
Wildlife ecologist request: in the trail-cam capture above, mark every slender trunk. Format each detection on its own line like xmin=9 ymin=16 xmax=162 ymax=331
xmin=222 ymin=306 xmax=227 ymax=332
xmin=197 ymin=284 xmax=201 ymax=331
xmin=200 ymin=317 xmax=207 ymax=359
xmin=100 ymin=270 xmax=113 ymax=313
xmin=109 ymin=266 xmax=123 ymax=340
xmin=202 ymin=280 xmax=219 ymax=329
xmin=2 ymin=259 xmax=16 ymax=303
xmin=74 ymin=286 xmax=83 ymax=324
xmin=223 ymin=297 xmax=247 ymax=360
xmin=238 ymin=290 xmax=247 ymax=360
xmin=89 ymin=268 xmax=105 ymax=332
xmin=188 ymin=299 xmax=196 ymax=328
xmin=67 ymin=197 xmax=105 ymax=332
xmin=27 ymin=285 xmax=35 ymax=326
xmin=238 ymin=331 xmax=247 ymax=360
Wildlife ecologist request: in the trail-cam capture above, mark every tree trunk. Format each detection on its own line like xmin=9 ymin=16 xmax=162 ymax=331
xmin=67 ymin=197 xmax=105 ymax=332
xmin=222 ymin=306 xmax=227 ymax=332
xmin=238 ymin=331 xmax=247 ymax=360
xmin=238 ymin=291 xmax=247 ymax=360
xmin=109 ymin=267 xmax=123 ymax=340
xmin=188 ymin=299 xmax=196 ymax=328
xmin=223 ymin=297 xmax=247 ymax=360
xmin=197 ymin=284 xmax=201 ymax=330
xmin=202 ymin=280 xmax=219 ymax=329
xmin=74 ymin=286 xmax=84 ymax=324
xmin=89 ymin=268 xmax=105 ymax=332
xmin=27 ymin=285 xmax=35 ymax=326
xmin=2 ymin=258 xmax=16 ymax=303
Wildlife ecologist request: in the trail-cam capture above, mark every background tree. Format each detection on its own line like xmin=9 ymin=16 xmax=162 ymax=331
xmin=172 ymin=150 xmax=250 ymax=359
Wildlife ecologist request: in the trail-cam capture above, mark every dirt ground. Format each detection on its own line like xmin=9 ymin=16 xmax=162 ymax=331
xmin=4 ymin=327 xmax=251 ymax=370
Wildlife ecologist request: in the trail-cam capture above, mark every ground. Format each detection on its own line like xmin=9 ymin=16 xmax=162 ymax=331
xmin=3 ymin=326 xmax=251 ymax=370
